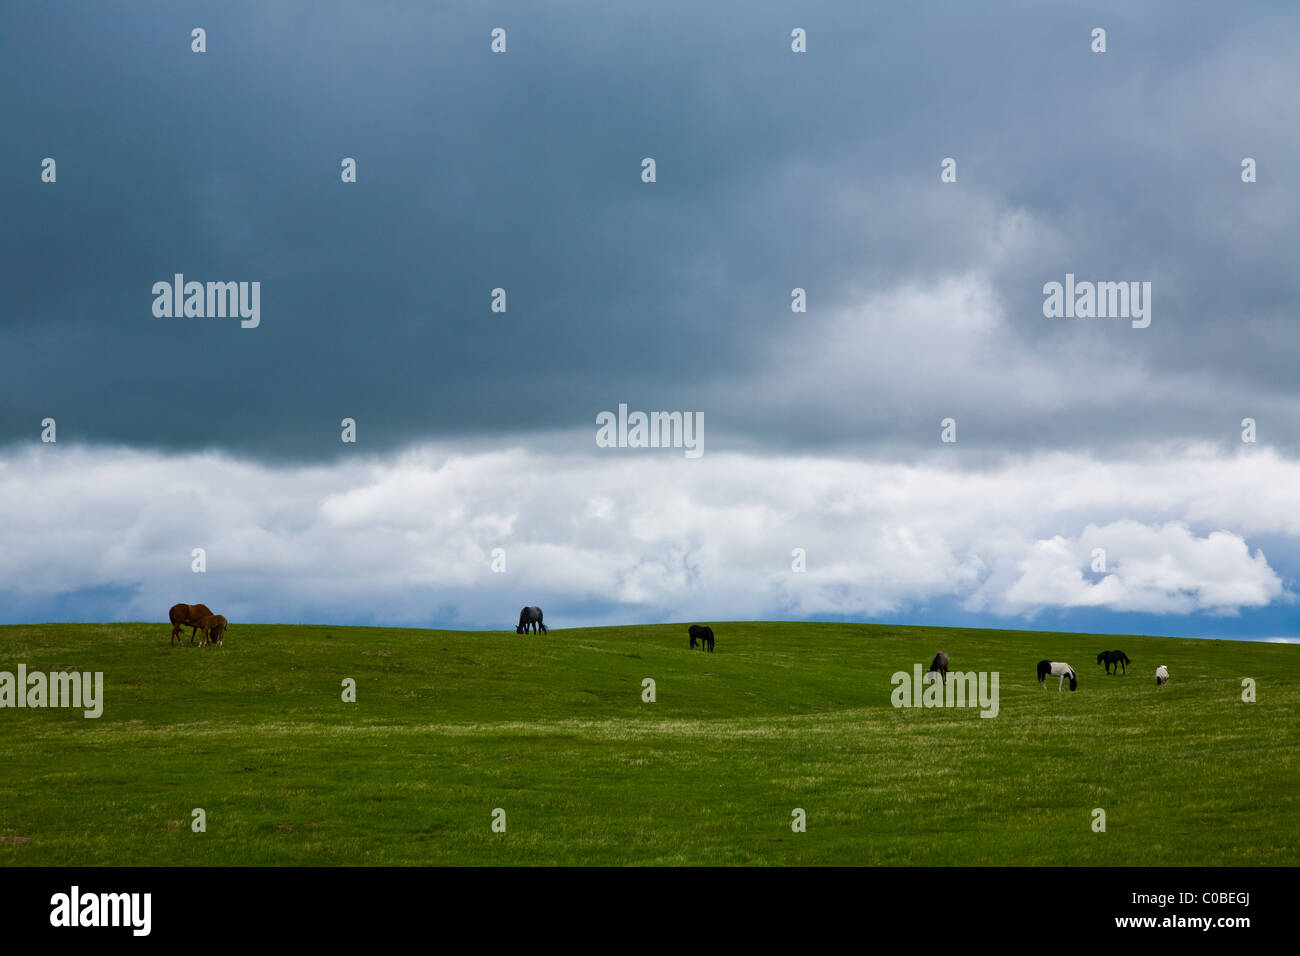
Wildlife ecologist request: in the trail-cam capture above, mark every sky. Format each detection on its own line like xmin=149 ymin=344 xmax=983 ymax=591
xmin=2 ymin=2 xmax=1298 ymax=640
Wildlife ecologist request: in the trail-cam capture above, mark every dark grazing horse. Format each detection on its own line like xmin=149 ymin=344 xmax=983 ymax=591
xmin=169 ymin=603 xmax=213 ymax=647
xmin=927 ymin=650 xmax=949 ymax=683
xmin=516 ymin=606 xmax=547 ymax=634
xmin=688 ymin=625 xmax=714 ymax=652
xmin=1097 ymin=650 xmax=1131 ymax=675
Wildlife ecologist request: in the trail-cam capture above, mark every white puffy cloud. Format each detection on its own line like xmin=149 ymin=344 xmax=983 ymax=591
xmin=982 ymin=520 xmax=1283 ymax=616
xmin=0 ymin=441 xmax=1295 ymax=628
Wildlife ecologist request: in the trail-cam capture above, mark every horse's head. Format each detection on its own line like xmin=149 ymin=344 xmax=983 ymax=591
xmin=1069 ymin=673 xmax=1078 ymax=691
xmin=1096 ymin=652 xmax=1105 ymax=665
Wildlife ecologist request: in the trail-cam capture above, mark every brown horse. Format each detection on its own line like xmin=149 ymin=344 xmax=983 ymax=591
xmin=196 ymin=614 xmax=228 ymax=647
xmin=169 ymin=603 xmax=213 ymax=646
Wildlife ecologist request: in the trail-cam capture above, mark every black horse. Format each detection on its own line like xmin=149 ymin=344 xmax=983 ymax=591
xmin=1097 ymin=650 xmax=1130 ymax=675
xmin=688 ymin=625 xmax=715 ymax=652
xmin=516 ymin=606 xmax=547 ymax=634
xmin=927 ymin=650 xmax=949 ymax=683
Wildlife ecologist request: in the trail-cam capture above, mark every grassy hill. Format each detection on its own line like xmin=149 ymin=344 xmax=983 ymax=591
xmin=0 ymin=621 xmax=1295 ymax=865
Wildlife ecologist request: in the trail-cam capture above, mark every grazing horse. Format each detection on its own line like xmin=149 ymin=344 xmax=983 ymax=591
xmin=196 ymin=614 xmax=227 ymax=647
xmin=1155 ymin=665 xmax=1170 ymax=686
xmin=926 ymin=650 xmax=949 ymax=684
xmin=516 ymin=606 xmax=547 ymax=634
xmin=1097 ymin=650 xmax=1131 ymax=675
xmin=169 ymin=603 xmax=213 ymax=647
xmin=688 ymin=625 xmax=715 ymax=652
xmin=1037 ymin=660 xmax=1078 ymax=692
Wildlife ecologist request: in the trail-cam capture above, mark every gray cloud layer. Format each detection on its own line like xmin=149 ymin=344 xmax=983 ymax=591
xmin=3 ymin=2 xmax=1297 ymax=462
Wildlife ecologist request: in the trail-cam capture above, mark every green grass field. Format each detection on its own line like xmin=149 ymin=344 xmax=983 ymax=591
xmin=0 ymin=621 xmax=1295 ymax=866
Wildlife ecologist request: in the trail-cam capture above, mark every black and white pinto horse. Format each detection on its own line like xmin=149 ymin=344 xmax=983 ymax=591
xmin=516 ymin=606 xmax=548 ymax=634
xmin=688 ymin=624 xmax=715 ymax=652
xmin=1037 ymin=660 xmax=1078 ymax=692
xmin=1097 ymin=650 xmax=1131 ymax=675
xmin=925 ymin=650 xmax=949 ymax=684
xmin=1155 ymin=665 xmax=1170 ymax=686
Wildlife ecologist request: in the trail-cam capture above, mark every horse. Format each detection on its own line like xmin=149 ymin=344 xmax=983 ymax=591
xmin=1097 ymin=650 xmax=1131 ymax=675
xmin=1037 ymin=660 xmax=1077 ymax=692
xmin=169 ymin=603 xmax=213 ymax=647
xmin=1155 ymin=665 xmax=1170 ymax=686
xmin=197 ymin=614 xmax=228 ymax=647
xmin=516 ymin=606 xmax=547 ymax=634
xmin=926 ymin=650 xmax=949 ymax=683
xmin=688 ymin=625 xmax=714 ymax=652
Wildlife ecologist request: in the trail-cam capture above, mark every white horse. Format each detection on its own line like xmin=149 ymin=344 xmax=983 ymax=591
xmin=1037 ymin=660 xmax=1077 ymax=691
xmin=1155 ymin=665 xmax=1170 ymax=686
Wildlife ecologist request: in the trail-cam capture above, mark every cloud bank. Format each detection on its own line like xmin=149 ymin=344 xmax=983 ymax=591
xmin=2 ymin=442 xmax=1293 ymax=633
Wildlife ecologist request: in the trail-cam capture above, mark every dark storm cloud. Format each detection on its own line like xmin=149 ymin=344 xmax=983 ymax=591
xmin=2 ymin=1 xmax=1297 ymax=461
